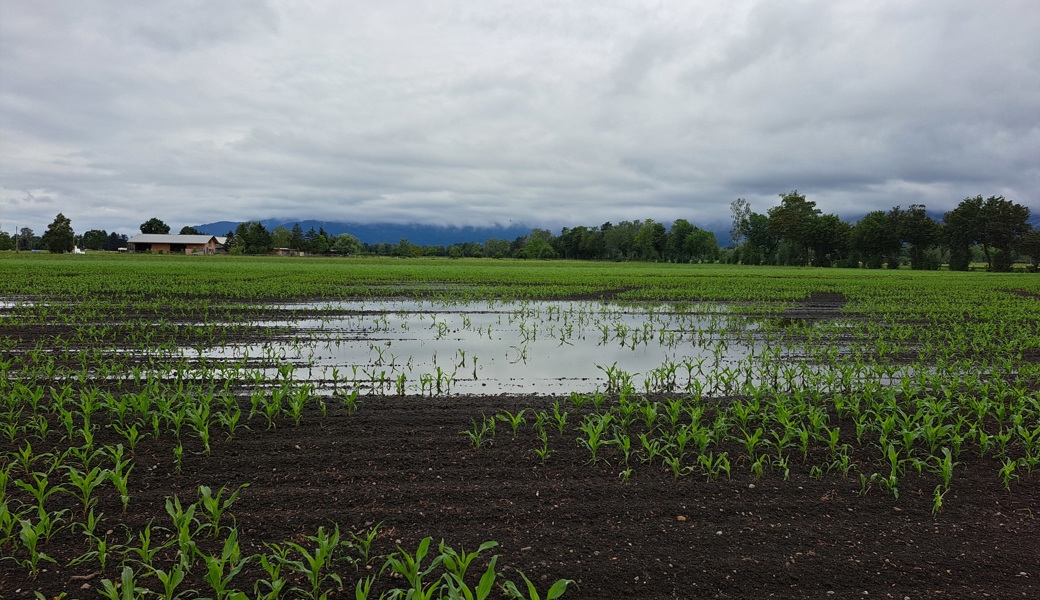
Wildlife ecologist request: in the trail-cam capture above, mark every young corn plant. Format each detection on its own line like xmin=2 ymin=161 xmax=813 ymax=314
xmin=576 ymin=413 xmax=612 ymax=465
xmin=15 ymin=471 xmax=67 ymax=512
xmin=461 ymin=416 xmax=494 ymax=449
xmin=382 ymin=536 xmax=444 ymax=600
xmin=62 ymin=464 xmax=109 ymax=517
xmin=198 ymin=483 xmax=249 ymax=538
xmin=999 ymin=458 xmax=1019 ymax=490
xmin=637 ymin=433 xmax=668 ymax=465
xmin=98 ymin=566 xmax=148 ymax=600
xmin=530 ymin=429 xmax=554 ymax=465
xmin=165 ymin=495 xmax=204 ymax=569
xmin=16 ymin=517 xmax=57 ymax=579
xmin=108 ymin=460 xmax=133 ymax=514
xmin=127 ymin=521 xmax=171 ymax=570
xmin=254 ymin=544 xmax=290 ymax=600
xmin=112 ymin=422 xmax=143 ymax=456
xmin=607 ymin=432 xmax=633 ymax=466
xmin=149 ymin=561 xmax=196 ymax=600
xmin=551 ymin=402 xmax=568 ymax=435
xmin=200 ymin=528 xmax=251 ymax=600
xmin=439 ymin=540 xmax=499 ymax=599
xmin=931 ymin=447 xmax=959 ymax=491
xmin=500 ymin=571 xmax=575 ymax=600
xmin=68 ymin=530 xmax=121 ymax=574
xmin=931 ymin=485 xmax=949 ymax=518
xmin=215 ymin=406 xmax=246 ymax=441
xmin=349 ymin=522 xmax=382 ymax=568
xmin=282 ymin=525 xmax=347 ymax=600
xmin=72 ymin=506 xmax=104 ymax=541
xmin=496 ymin=409 xmax=527 ymax=438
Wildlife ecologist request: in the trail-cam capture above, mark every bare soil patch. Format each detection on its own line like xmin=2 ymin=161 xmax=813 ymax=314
xmin=7 ymin=395 xmax=1039 ymax=600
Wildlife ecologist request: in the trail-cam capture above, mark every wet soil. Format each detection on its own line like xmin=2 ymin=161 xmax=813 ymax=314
xmin=4 ymin=290 xmax=1039 ymax=599
xmin=6 ymin=395 xmax=1039 ymax=600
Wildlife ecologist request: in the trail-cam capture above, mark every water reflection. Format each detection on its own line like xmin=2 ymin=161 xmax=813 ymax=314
xmin=192 ymin=300 xmax=777 ymax=395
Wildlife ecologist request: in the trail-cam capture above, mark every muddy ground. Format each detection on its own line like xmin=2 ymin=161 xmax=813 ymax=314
xmin=5 ymin=393 xmax=1039 ymax=600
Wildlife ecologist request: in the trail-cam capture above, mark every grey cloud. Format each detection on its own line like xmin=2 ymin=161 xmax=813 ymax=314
xmin=1 ymin=1 xmax=1038 ymax=236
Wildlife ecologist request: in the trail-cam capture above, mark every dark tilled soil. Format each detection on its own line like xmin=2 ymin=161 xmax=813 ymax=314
xmin=7 ymin=396 xmax=1039 ymax=600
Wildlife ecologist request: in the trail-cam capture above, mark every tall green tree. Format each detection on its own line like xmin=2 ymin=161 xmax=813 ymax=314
xmin=484 ymin=238 xmax=511 ymax=258
xmin=140 ymin=218 xmax=171 ymax=234
xmin=105 ymin=232 xmax=128 ymax=251
xmin=233 ymin=222 xmax=273 ymax=255
xmin=893 ymin=205 xmax=941 ymax=270
xmin=634 ymin=220 xmax=666 ymax=261
xmin=179 ymin=226 xmax=200 ymax=235
xmin=393 ymin=238 xmax=420 ymax=258
xmin=81 ymin=229 xmax=108 ymax=250
xmin=851 ymin=211 xmax=899 ymax=268
xmin=41 ymin=213 xmax=75 ymax=253
xmin=17 ymin=227 xmax=38 ymax=250
xmin=603 ymin=221 xmax=640 ymax=260
xmin=808 ymin=213 xmax=851 ymax=267
xmin=979 ymin=196 xmax=1030 ymax=271
xmin=740 ymin=212 xmax=778 ymax=265
xmin=331 ymin=233 xmax=361 ymax=255
xmin=943 ymin=196 xmax=984 ymax=271
xmin=1017 ymin=228 xmax=1040 ymax=272
xmin=289 ymin=223 xmax=306 ymax=251
xmin=683 ymin=227 xmax=719 ymax=263
xmin=767 ymin=191 xmax=821 ymax=266
xmin=730 ymin=198 xmax=751 ymax=248
xmin=271 ymin=226 xmax=292 ymax=249
xmin=0 ymin=231 xmax=14 ymax=251
xmin=665 ymin=219 xmax=696 ymax=262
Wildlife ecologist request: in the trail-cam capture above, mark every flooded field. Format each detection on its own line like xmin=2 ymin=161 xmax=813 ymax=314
xmin=4 ymin=256 xmax=1039 ymax=599
xmin=193 ymin=299 xmax=838 ymax=395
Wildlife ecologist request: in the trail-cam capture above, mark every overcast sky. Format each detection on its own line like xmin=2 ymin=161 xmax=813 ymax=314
xmin=2 ymin=1 xmax=1038 ymax=236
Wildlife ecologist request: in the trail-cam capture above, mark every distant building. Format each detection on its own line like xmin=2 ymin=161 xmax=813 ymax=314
xmin=128 ymin=234 xmax=220 ymax=255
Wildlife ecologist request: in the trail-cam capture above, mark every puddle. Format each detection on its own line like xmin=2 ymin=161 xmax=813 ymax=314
xmin=188 ymin=300 xmax=798 ymax=395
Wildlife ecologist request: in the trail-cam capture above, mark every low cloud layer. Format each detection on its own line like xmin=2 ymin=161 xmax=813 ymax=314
xmin=2 ymin=1 xmax=1037 ymax=235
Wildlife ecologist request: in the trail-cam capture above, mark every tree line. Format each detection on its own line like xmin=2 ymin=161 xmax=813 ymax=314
xmin=7 ymin=193 xmax=1037 ymax=271
xmin=731 ymin=192 xmax=1036 ymax=272
xmin=218 ymin=219 xmax=720 ymax=262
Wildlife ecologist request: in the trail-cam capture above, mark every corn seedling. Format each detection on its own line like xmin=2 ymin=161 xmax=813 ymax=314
xmin=98 ymin=566 xmax=148 ymax=600
xmin=108 ymin=460 xmax=133 ymax=514
xmin=254 ymin=545 xmax=290 ymax=600
xmin=63 ymin=464 xmax=108 ymax=516
xmin=496 ymin=409 xmax=527 ymax=438
xmin=462 ymin=416 xmax=494 ymax=449
xmin=198 ymin=483 xmax=249 ymax=537
xmin=282 ymin=525 xmax=346 ymax=599
xmin=200 ymin=528 xmax=251 ymax=600
xmin=126 ymin=521 xmax=171 ymax=569
xmin=382 ymin=536 xmax=444 ymax=600
xmin=999 ymin=458 xmax=1019 ymax=490
xmin=500 ymin=571 xmax=575 ymax=600
xmin=149 ymin=561 xmax=196 ymax=600
xmin=530 ymin=430 xmax=554 ymax=465
xmin=16 ymin=517 xmax=57 ymax=579
xmin=15 ymin=470 xmax=67 ymax=512
xmin=349 ymin=522 xmax=382 ymax=567
xmin=165 ymin=495 xmax=204 ymax=568
xmin=551 ymin=402 xmax=568 ymax=435
xmin=577 ymin=413 xmax=612 ymax=464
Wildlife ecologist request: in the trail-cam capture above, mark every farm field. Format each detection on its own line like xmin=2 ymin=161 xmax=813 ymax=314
xmin=1 ymin=254 xmax=1039 ymax=599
